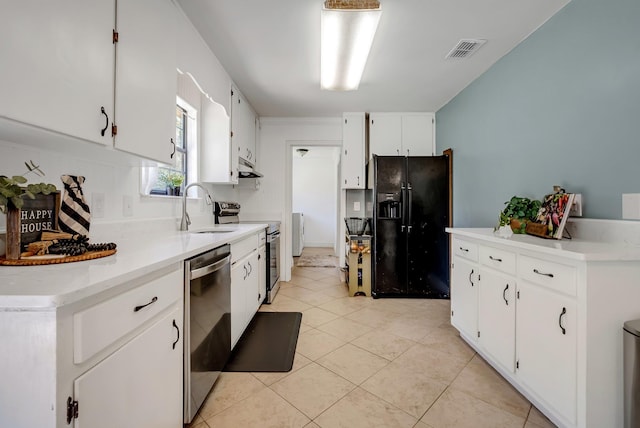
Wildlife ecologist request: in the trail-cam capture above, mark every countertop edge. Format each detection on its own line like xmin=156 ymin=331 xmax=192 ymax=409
xmin=0 ymin=224 xmax=268 ymax=310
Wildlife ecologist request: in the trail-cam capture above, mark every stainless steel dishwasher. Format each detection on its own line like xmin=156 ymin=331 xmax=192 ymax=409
xmin=184 ymin=244 xmax=231 ymax=424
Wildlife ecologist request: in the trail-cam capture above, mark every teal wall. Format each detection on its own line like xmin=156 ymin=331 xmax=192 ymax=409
xmin=436 ymin=0 xmax=640 ymax=227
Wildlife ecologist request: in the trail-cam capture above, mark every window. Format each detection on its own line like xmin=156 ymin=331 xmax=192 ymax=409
xmin=143 ymin=97 xmax=198 ymax=197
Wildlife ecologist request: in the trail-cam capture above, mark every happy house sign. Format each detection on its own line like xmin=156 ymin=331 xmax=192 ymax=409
xmin=19 ymin=192 xmax=60 ymax=249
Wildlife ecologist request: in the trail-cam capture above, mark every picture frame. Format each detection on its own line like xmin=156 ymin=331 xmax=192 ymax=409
xmin=526 ymin=192 xmax=575 ymax=240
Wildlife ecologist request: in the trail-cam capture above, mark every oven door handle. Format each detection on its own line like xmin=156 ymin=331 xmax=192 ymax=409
xmin=190 ymin=255 xmax=231 ymax=280
xmin=267 ymin=232 xmax=280 ymax=242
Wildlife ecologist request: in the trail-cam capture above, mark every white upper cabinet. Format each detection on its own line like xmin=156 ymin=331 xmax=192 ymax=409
xmin=0 ymin=0 xmax=115 ymax=146
xmin=231 ymin=87 xmax=257 ymax=167
xmin=341 ymin=113 xmax=366 ymax=189
xmin=115 ymin=0 xmax=177 ymax=164
xmin=0 ymin=0 xmax=179 ymax=164
xmin=369 ymin=112 xmax=435 ymax=157
xmin=200 ymin=94 xmax=236 ymax=184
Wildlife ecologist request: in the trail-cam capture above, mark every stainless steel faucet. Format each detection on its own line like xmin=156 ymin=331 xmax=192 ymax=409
xmin=180 ymin=182 xmax=214 ymax=231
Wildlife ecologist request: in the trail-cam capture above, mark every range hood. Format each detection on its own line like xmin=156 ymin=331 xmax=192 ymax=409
xmin=238 ymin=162 xmax=263 ymax=178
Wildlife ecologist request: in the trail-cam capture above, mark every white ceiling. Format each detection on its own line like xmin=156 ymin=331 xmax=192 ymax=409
xmin=177 ymin=0 xmax=570 ymax=118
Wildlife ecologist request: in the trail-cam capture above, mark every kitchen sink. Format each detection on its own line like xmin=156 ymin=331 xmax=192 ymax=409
xmin=190 ymin=227 xmax=236 ymax=234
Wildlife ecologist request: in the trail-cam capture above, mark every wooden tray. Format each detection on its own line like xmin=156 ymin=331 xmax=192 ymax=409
xmin=0 ymin=249 xmax=117 ymax=266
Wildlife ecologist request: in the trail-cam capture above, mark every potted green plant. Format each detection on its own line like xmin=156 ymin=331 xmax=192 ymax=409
xmin=497 ymin=196 xmax=542 ymax=234
xmin=1 ymin=161 xmax=57 ymax=259
xmin=158 ymin=169 xmax=184 ymax=196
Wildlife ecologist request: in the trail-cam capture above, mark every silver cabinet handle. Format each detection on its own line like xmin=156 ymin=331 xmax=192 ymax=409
xmin=468 ymin=269 xmax=475 ymax=287
xmin=503 ymin=284 xmax=509 ymax=305
xmin=459 ymin=247 xmax=469 ymax=252
xmin=489 ymin=255 xmax=503 ymax=262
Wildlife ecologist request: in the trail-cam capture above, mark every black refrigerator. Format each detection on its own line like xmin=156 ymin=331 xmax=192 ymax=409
xmin=372 ymin=155 xmax=450 ymax=298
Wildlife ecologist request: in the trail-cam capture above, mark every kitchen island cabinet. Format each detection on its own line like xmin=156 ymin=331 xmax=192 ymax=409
xmin=447 ymin=220 xmax=640 ymax=428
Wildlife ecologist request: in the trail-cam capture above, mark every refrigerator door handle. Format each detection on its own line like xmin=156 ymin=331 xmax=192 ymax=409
xmin=407 ymin=183 xmax=413 ymax=233
xmin=400 ymin=183 xmax=406 ymax=232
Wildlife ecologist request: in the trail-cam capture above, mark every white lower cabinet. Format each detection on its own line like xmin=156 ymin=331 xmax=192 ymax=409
xmin=516 ymin=280 xmax=577 ymax=425
xmin=231 ymin=251 xmax=259 ymax=347
xmin=477 ymin=268 xmax=516 ymax=372
xmin=230 ymin=232 xmax=262 ymax=348
xmin=446 ymin=227 xmax=640 ymax=428
xmin=450 ymin=257 xmax=478 ymax=341
xmin=73 ymin=306 xmax=183 ymax=428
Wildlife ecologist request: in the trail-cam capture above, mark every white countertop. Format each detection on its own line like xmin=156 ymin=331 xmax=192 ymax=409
xmin=0 ymin=223 xmax=267 ymax=310
xmin=446 ymin=227 xmax=640 ymax=262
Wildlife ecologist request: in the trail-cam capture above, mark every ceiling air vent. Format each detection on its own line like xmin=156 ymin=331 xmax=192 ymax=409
xmin=445 ymin=39 xmax=487 ymax=59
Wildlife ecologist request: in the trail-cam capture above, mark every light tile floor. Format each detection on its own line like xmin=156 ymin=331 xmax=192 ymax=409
xmin=188 ymin=248 xmax=557 ymax=428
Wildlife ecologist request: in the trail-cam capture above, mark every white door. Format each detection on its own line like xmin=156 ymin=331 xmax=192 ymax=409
xmin=73 ymin=306 xmax=183 ymax=428
xmin=478 ymin=269 xmax=516 ymax=372
xmin=516 ymin=281 xmax=577 ymax=425
xmin=115 ymin=0 xmax=177 ymax=164
xmin=450 ymin=258 xmax=478 ymax=341
xmin=0 ymin=0 xmax=114 ymax=146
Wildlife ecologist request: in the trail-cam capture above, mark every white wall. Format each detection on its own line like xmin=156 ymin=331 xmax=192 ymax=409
xmin=292 ymin=147 xmax=339 ymax=247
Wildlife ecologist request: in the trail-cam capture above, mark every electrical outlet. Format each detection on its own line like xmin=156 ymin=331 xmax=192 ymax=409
xmin=569 ymin=194 xmax=582 ymax=217
xmin=123 ymin=195 xmax=133 ymax=217
xmin=91 ymin=193 xmax=105 ymax=219
xmin=353 ymin=201 xmax=361 ymax=211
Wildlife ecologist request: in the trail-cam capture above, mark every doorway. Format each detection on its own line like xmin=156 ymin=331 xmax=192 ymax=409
xmin=285 ymin=141 xmax=341 ymax=278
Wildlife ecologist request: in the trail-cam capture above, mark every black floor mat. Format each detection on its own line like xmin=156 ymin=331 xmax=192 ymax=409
xmin=223 ymin=312 xmax=302 ymax=372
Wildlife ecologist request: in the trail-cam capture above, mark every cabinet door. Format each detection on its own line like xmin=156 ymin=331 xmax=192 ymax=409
xmin=0 ymin=0 xmax=114 ymax=146
xmin=369 ymin=114 xmax=402 ymax=156
xmin=115 ymin=0 xmax=177 ymax=164
xmin=73 ymin=306 xmax=183 ymax=428
xmin=516 ymin=281 xmax=577 ymax=425
xmin=341 ymin=113 xmax=365 ymax=189
xmin=258 ymin=245 xmax=267 ymax=308
xmin=231 ymin=258 xmax=249 ymax=348
xmin=200 ymin=96 xmax=236 ymax=183
xmin=245 ymin=251 xmax=261 ymax=320
xmin=232 ymin=89 xmax=256 ymax=166
xmin=401 ymin=114 xmax=434 ymax=156
xmin=450 ymin=258 xmax=478 ymax=341
xmin=478 ymin=268 xmax=516 ymax=372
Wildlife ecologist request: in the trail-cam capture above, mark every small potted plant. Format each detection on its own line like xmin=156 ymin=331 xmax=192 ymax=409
xmin=497 ymin=196 xmax=542 ymax=234
xmin=158 ymin=169 xmax=184 ymax=196
xmin=1 ymin=161 xmax=57 ymax=259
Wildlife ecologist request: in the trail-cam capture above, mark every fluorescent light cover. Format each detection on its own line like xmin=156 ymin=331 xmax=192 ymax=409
xmin=321 ymin=7 xmax=381 ymax=91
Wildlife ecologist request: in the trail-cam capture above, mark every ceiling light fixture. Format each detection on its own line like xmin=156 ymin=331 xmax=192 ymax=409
xmin=321 ymin=0 xmax=382 ymax=91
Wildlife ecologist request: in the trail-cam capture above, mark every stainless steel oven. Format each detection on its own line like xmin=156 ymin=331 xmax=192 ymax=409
xmin=214 ymin=201 xmax=281 ymax=303
xmin=265 ymin=224 xmax=280 ymax=303
xmin=184 ymin=244 xmax=231 ymax=424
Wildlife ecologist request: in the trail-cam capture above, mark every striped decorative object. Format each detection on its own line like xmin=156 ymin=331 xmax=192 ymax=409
xmin=58 ymin=175 xmax=91 ymax=236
